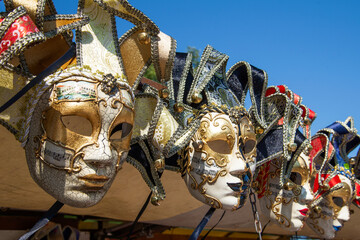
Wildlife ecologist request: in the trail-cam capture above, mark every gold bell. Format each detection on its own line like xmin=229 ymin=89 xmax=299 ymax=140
xmin=151 ymin=195 xmax=161 ymax=206
xmin=187 ymin=117 xmax=193 ymax=125
xmin=305 ymin=145 xmax=313 ymax=156
xmin=321 ymin=183 xmax=330 ymax=191
xmin=288 ymin=143 xmax=297 ymax=152
xmin=313 ymin=206 xmax=322 ymax=214
xmin=174 ymin=103 xmax=184 ymax=113
xmin=255 ymin=126 xmax=264 ymax=135
xmin=252 ymin=181 xmax=259 ymax=192
xmin=308 ymin=145 xmax=313 ymax=151
xmin=194 ymin=140 xmax=204 ymax=150
xmin=191 ymin=92 xmax=203 ymax=104
xmin=137 ymin=31 xmax=150 ymax=45
xmin=284 ymin=181 xmax=296 ymax=191
xmin=159 ymin=88 xmax=169 ymax=99
xmin=304 ymin=117 xmax=311 ymax=125
xmin=154 ymin=158 xmax=165 ymax=172
xmin=350 ymin=157 xmax=356 ymax=165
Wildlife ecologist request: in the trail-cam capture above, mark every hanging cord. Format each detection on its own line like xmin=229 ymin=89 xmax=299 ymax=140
xmin=19 ymin=201 xmax=64 ymax=240
xmin=201 ymin=210 xmax=226 ymax=240
xmin=261 ymin=220 xmax=270 ymax=236
xmin=0 ymin=44 xmax=76 ymax=114
xmin=249 ymin=189 xmax=263 ymax=240
xmin=189 ymin=207 xmax=216 ymax=240
xmin=126 ymin=168 xmax=164 ymax=240
xmin=126 ymin=144 xmax=166 ymax=239
xmin=126 ymin=191 xmax=152 ymax=240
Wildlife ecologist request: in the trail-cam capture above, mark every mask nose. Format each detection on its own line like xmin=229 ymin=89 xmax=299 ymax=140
xmin=301 ymin=183 xmax=314 ymax=203
xmin=229 ymin=152 xmax=248 ymax=177
xmin=337 ymin=206 xmax=350 ymax=222
xmin=82 ymin=134 xmax=114 ymax=166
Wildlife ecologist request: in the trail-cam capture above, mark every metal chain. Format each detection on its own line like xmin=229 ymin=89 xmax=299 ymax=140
xmin=249 ymin=189 xmax=263 ymax=240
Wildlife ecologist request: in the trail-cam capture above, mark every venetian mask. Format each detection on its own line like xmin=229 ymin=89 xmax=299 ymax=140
xmin=256 ymin=152 xmax=313 ymax=231
xmin=182 ymin=112 xmax=256 ymax=210
xmin=24 ymin=70 xmax=134 ymax=207
xmin=307 ymin=174 xmax=353 ymax=239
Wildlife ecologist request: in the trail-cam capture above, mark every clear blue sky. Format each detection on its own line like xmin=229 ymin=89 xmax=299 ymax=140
xmin=2 ymin=1 xmax=360 ymax=141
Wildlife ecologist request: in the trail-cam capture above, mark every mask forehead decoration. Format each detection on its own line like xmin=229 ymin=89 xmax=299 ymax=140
xmin=307 ymin=117 xmax=360 ymax=239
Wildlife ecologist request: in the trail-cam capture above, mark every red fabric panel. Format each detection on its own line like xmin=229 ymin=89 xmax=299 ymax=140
xmin=265 ymin=87 xmax=276 ymax=97
xmin=0 ymin=15 xmax=39 ymax=54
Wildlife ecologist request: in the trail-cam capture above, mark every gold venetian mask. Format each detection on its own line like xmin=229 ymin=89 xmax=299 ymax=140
xmin=39 ymin=80 xmax=134 ymax=172
xmin=26 ymin=74 xmax=135 ymax=208
xmin=257 ymin=152 xmax=313 ymax=231
xmin=183 ymin=111 xmax=256 ymax=210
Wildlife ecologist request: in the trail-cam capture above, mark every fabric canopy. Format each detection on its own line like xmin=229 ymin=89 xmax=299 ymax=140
xmin=0 ymin=125 xmax=359 ymax=239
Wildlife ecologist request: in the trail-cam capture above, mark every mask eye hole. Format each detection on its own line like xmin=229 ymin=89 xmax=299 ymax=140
xmin=61 ymin=115 xmax=92 ymax=136
xmin=332 ymin=196 xmax=344 ymax=207
xmin=110 ymin=122 xmax=133 ymax=140
xmin=290 ymin=172 xmax=302 ymax=185
xmin=242 ymin=139 xmax=256 ymax=155
xmin=207 ymin=140 xmax=232 ymax=154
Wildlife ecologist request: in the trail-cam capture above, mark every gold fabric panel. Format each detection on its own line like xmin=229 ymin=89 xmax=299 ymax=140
xmin=157 ymin=32 xmax=172 ymax=81
xmin=11 ymin=0 xmax=71 ymax=75
xmin=11 ymin=0 xmax=52 ymax=23
xmin=101 ymin=1 xmax=146 ymax=26
xmin=43 ymin=18 xmax=84 ymax=32
xmin=120 ymin=29 xmax=151 ymax=87
xmin=153 ymin=106 xmax=179 ymax=151
xmin=24 ymin=35 xmax=70 ymax=75
xmin=11 ymin=0 xmax=38 ymax=20
xmin=132 ymin=96 xmax=157 ymax=139
xmin=0 ymin=68 xmax=30 ymax=135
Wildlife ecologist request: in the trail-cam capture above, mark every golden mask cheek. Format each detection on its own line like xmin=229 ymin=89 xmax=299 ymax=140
xmin=327 ymin=182 xmax=352 ymax=217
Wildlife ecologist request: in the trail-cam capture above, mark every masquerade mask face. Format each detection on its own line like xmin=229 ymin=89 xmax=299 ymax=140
xmin=182 ymin=112 xmax=256 ymax=210
xmin=307 ymin=175 xmax=353 ymax=239
xmin=25 ymin=77 xmax=134 ymax=207
xmin=257 ymin=152 xmax=313 ymax=231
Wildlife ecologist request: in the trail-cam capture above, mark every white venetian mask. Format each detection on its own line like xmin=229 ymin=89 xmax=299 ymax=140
xmin=182 ymin=112 xmax=256 ymax=210
xmin=25 ymin=71 xmax=134 ymax=207
xmin=307 ymin=174 xmax=353 ymax=239
xmin=256 ymin=152 xmax=313 ymax=231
